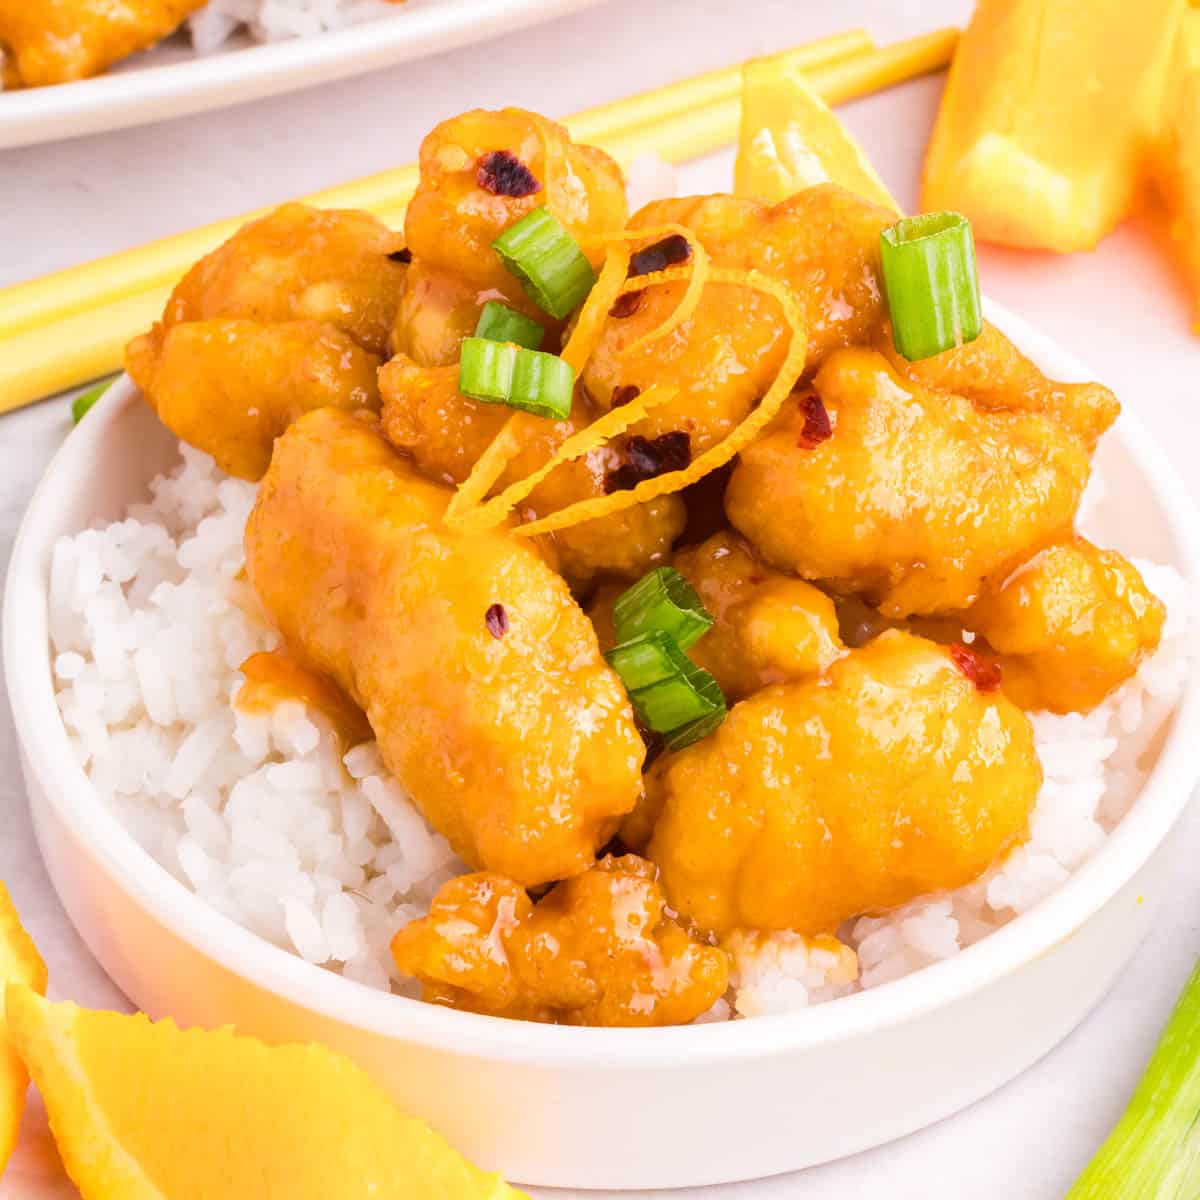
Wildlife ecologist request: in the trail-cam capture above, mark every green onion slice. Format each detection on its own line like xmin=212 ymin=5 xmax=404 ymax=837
xmin=492 ymin=206 xmax=596 ymax=319
xmin=664 ymin=705 xmax=727 ymax=752
xmin=71 ymin=377 xmax=116 ymax=424
xmin=458 ymin=337 xmax=573 ymax=420
xmin=473 ymin=300 xmax=545 ymax=350
xmin=606 ymin=631 xmax=726 ymax=738
xmin=612 ymin=566 xmax=714 ymax=651
xmin=880 ymin=211 xmax=982 ymax=362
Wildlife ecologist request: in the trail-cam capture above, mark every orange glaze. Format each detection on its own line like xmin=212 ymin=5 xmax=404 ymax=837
xmin=236 ymin=651 xmax=373 ymax=750
xmin=391 ymin=856 xmax=729 ymax=1026
xmin=966 ymin=538 xmax=1166 ymax=713
xmin=726 ymin=348 xmax=1092 ymax=617
xmin=245 ymin=408 xmax=644 ymax=887
xmin=645 ymin=631 xmax=1041 ymax=936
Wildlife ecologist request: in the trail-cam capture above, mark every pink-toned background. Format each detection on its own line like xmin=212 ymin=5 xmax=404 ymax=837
xmin=0 ymin=1 xmax=1197 ymax=1196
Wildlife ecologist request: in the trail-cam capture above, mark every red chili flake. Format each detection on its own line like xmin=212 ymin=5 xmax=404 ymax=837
xmin=949 ymin=644 xmax=1003 ymax=693
xmin=610 ymin=384 xmax=641 ymax=408
xmin=629 ymin=235 xmax=692 ymax=277
xmin=476 ymin=150 xmax=541 ymax=198
xmin=604 ymin=432 xmax=691 ymax=493
xmin=485 ymin=603 xmax=509 ymax=639
xmin=610 ymin=289 xmax=644 ymax=319
xmin=796 ymin=392 xmax=832 ymax=449
xmin=387 ymin=248 xmax=412 ymax=263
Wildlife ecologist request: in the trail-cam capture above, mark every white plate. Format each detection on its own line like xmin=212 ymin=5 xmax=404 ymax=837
xmin=0 ymin=0 xmax=607 ymax=151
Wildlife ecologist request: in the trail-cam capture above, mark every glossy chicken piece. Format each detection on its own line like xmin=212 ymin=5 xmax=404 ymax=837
xmin=589 ymin=532 xmax=842 ymax=701
xmin=877 ymin=321 xmax=1120 ymax=449
xmin=581 ymin=186 xmax=892 ymax=450
xmin=726 ymin=348 xmax=1093 ymax=617
xmin=126 ymin=319 xmax=380 ymax=480
xmin=0 ymin=0 xmax=204 ymax=86
xmin=645 ymin=631 xmax=1041 ymax=936
xmin=378 ymin=356 xmax=685 ymax=586
xmin=966 ymin=539 xmax=1165 ymax=714
xmin=405 ymin=109 xmax=627 ymax=295
xmin=245 ymin=409 xmax=644 ymax=886
xmin=390 ymin=261 xmax=549 ymax=368
xmin=162 ymin=204 xmax=407 ymax=355
xmin=391 ymin=857 xmax=729 ymax=1026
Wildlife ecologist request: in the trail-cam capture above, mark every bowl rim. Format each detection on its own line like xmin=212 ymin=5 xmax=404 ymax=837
xmin=6 ymin=299 xmax=1200 ymax=1069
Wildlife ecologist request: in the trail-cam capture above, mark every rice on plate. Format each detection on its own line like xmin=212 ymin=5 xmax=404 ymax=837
xmin=46 ymin=411 xmax=1195 ymax=1022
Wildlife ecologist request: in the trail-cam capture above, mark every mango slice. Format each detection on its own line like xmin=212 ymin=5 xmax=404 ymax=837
xmin=922 ymin=0 xmax=1186 ymax=251
xmin=6 ymin=985 xmax=526 ymax=1200
xmin=1154 ymin=10 xmax=1200 ymax=327
xmin=734 ymin=56 xmax=899 ymax=211
xmin=0 ymin=883 xmax=47 ymax=1178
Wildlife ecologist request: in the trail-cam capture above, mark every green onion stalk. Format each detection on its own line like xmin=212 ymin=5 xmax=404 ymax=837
xmin=1067 ymin=960 xmax=1200 ymax=1199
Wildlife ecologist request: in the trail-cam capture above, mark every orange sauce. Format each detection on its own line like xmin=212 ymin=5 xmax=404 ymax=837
xmin=236 ymin=650 xmax=373 ymax=749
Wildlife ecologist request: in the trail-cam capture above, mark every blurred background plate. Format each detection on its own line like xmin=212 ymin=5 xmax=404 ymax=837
xmin=0 ymin=0 xmax=608 ymax=151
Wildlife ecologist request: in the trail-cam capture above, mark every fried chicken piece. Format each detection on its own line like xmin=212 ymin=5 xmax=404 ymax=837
xmin=391 ymin=857 xmax=729 ymax=1026
xmin=588 ymin=532 xmax=842 ymax=701
xmin=126 ymin=319 xmax=380 ymax=480
xmin=161 ymin=203 xmax=407 ymax=355
xmin=390 ymin=260 xmax=549 ymax=368
xmin=877 ymin=320 xmax=1120 ymax=449
xmin=378 ymin=355 xmax=684 ymax=586
xmin=404 ymin=109 xmax=627 ymax=296
xmin=581 ymin=186 xmax=893 ymax=452
xmin=726 ymin=348 xmax=1093 ymax=617
xmin=245 ymin=409 xmax=644 ymax=887
xmin=965 ymin=538 xmax=1165 ymax=713
xmin=644 ymin=631 xmax=1041 ymax=936
xmin=0 ymin=0 xmax=204 ymax=86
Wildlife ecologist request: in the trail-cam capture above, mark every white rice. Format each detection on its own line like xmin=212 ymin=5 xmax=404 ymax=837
xmin=188 ymin=0 xmax=402 ymax=54
xmin=48 ymin=445 xmax=1194 ymax=1018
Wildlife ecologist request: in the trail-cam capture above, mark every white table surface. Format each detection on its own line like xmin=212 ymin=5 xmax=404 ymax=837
xmin=1 ymin=0 xmax=1199 ymax=1195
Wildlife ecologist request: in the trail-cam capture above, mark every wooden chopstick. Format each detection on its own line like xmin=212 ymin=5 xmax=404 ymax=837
xmin=0 ymin=28 xmax=959 ymax=416
xmin=0 ymin=29 xmax=870 ymax=346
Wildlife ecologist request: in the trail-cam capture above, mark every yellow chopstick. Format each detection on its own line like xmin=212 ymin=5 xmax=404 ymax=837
xmin=0 ymin=29 xmax=870 ymax=347
xmin=0 ymin=28 xmax=960 ymax=415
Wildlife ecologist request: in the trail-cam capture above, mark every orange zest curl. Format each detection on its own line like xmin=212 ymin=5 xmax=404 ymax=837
xmin=446 ymin=385 xmax=680 ymax=534
xmin=513 ymin=265 xmax=807 ymax=538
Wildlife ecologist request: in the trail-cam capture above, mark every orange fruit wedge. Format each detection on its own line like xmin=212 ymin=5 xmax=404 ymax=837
xmin=6 ymin=985 xmax=528 ymax=1200
xmin=922 ymin=0 xmax=1185 ymax=252
xmin=733 ymin=56 xmax=900 ymax=212
xmin=0 ymin=883 xmax=47 ymax=1177
xmin=1154 ymin=10 xmax=1200 ymax=327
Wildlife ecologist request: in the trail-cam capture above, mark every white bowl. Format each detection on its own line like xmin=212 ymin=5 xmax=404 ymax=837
xmin=6 ymin=302 xmax=1200 ymax=1191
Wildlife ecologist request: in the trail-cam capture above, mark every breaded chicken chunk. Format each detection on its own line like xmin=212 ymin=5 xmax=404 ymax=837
xmin=726 ymin=348 xmax=1093 ymax=617
xmin=391 ymin=856 xmax=729 ymax=1026
xmin=966 ymin=538 xmax=1165 ymax=714
xmin=126 ymin=319 xmax=380 ymax=480
xmin=589 ymin=532 xmax=842 ymax=701
xmin=404 ymin=108 xmax=627 ymax=296
xmin=161 ymin=203 xmax=407 ymax=355
xmin=644 ymin=631 xmax=1041 ymax=936
xmin=877 ymin=321 xmax=1120 ymax=449
xmin=0 ymin=0 xmax=204 ymax=87
xmin=245 ymin=409 xmax=644 ymax=886
xmin=378 ymin=355 xmax=685 ymax=586
xmin=581 ymin=186 xmax=893 ymax=452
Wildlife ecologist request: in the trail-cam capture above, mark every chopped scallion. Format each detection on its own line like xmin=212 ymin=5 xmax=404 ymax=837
xmin=492 ymin=207 xmax=596 ymax=319
xmin=606 ymin=631 xmax=726 ymax=738
xmin=71 ymin=377 xmax=115 ymax=424
xmin=458 ymin=337 xmax=574 ymax=420
xmin=612 ymin=566 xmax=714 ymax=651
xmin=880 ymin=211 xmax=982 ymax=362
xmin=473 ymin=301 xmax=545 ymax=350
xmin=664 ymin=705 xmax=727 ymax=752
